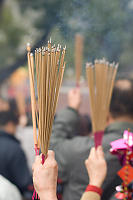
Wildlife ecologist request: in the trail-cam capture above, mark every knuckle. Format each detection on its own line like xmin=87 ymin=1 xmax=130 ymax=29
xmin=52 ymin=161 xmax=58 ymax=169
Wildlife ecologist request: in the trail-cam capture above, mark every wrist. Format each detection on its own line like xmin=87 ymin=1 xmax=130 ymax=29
xmin=85 ymin=184 xmax=103 ymax=196
xmin=89 ymin=181 xmax=103 ymax=188
xmin=39 ymin=191 xmax=57 ymax=200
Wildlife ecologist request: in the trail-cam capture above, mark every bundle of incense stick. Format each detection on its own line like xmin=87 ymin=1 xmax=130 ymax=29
xmin=27 ymin=40 xmax=66 ymax=157
xmin=86 ymin=58 xmax=118 ymax=146
xmin=75 ymin=34 xmax=84 ymax=86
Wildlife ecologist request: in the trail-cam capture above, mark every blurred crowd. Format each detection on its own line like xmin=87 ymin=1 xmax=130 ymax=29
xmin=0 ymin=74 xmax=133 ymax=200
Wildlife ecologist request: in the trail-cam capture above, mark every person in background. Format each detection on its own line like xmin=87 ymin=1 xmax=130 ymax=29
xmin=68 ymin=88 xmax=92 ymax=137
xmin=78 ymin=114 xmax=92 ymax=137
xmin=32 ymin=147 xmax=107 ymax=200
xmin=0 ymin=98 xmax=33 ymax=199
xmin=50 ymin=77 xmax=133 ymax=200
xmin=56 ymin=88 xmax=92 ymax=200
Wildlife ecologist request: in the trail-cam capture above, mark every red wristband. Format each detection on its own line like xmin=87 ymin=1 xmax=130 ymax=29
xmin=85 ymin=184 xmax=103 ymax=196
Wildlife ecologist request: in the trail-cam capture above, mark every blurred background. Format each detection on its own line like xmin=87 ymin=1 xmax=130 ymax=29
xmin=1 ymin=2 xmax=133 ymax=199
xmin=1 ymin=0 xmax=133 ymax=116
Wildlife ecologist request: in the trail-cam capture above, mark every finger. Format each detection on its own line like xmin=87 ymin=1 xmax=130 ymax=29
xmin=72 ymin=87 xmax=80 ymax=93
xmin=35 ymin=155 xmax=42 ymax=163
xmin=85 ymin=159 xmax=88 ymax=168
xmin=44 ymin=151 xmax=58 ymax=169
xmin=75 ymin=87 xmax=80 ymax=93
xmin=69 ymin=89 xmax=74 ymax=94
xmin=97 ymin=146 xmax=104 ymax=158
xmin=46 ymin=150 xmax=55 ymax=160
xmin=89 ymin=147 xmax=96 ymax=158
xmin=72 ymin=88 xmax=77 ymax=94
xmin=32 ymin=155 xmax=41 ymax=172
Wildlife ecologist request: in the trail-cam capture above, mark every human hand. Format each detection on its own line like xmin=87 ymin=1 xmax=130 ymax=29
xmin=68 ymin=88 xmax=81 ymax=110
xmin=32 ymin=150 xmax=58 ymax=200
xmin=85 ymin=146 xmax=107 ymax=188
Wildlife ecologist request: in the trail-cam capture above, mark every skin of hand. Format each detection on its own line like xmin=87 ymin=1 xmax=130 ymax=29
xmin=85 ymin=146 xmax=107 ymax=188
xmin=32 ymin=150 xmax=58 ymax=200
xmin=68 ymin=88 xmax=81 ymax=110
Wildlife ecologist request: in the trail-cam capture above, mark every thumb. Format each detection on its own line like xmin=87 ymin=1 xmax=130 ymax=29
xmin=97 ymin=146 xmax=104 ymax=159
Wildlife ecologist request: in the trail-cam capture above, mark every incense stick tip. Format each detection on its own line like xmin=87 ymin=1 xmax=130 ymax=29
xmin=86 ymin=62 xmax=92 ymax=68
xmin=94 ymin=59 xmax=98 ymax=64
xmin=106 ymin=61 xmax=109 ymax=66
xmin=102 ymin=57 xmax=106 ymax=63
xmin=30 ymin=53 xmax=33 ymax=57
xmin=99 ymin=59 xmax=104 ymax=64
xmin=39 ymin=48 xmax=41 ymax=53
xmin=110 ymin=63 xmax=113 ymax=67
xmin=27 ymin=43 xmax=31 ymax=52
xmin=115 ymin=63 xmax=119 ymax=69
xmin=27 ymin=42 xmax=30 ymax=46
xmin=63 ymin=62 xmax=66 ymax=68
xmin=48 ymin=48 xmax=51 ymax=53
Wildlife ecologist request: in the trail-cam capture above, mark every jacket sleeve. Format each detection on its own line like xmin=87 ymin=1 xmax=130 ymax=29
xmin=50 ymin=107 xmax=81 ymax=182
xmin=80 ymin=191 xmax=101 ymax=200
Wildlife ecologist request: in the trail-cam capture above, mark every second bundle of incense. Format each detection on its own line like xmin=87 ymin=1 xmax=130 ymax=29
xmin=86 ymin=58 xmax=118 ymax=146
xmin=27 ymin=40 xmax=66 ymax=157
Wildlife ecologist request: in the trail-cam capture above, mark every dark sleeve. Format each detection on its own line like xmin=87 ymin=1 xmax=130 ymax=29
xmin=8 ymin=146 xmax=32 ymax=195
xmin=50 ymin=107 xmax=81 ymax=182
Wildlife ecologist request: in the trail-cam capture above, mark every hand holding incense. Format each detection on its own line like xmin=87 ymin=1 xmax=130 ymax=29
xmin=27 ymin=41 xmax=66 ymax=200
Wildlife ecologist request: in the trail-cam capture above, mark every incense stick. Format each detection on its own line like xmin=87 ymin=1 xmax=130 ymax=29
xmin=86 ymin=58 xmax=118 ymax=140
xmin=27 ymin=41 xmax=66 ymax=157
xmin=27 ymin=45 xmax=38 ymax=147
xmin=75 ymin=34 xmax=84 ymax=86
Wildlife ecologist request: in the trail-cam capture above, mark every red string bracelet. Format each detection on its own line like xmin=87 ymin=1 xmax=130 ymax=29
xmin=85 ymin=184 xmax=103 ymax=196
